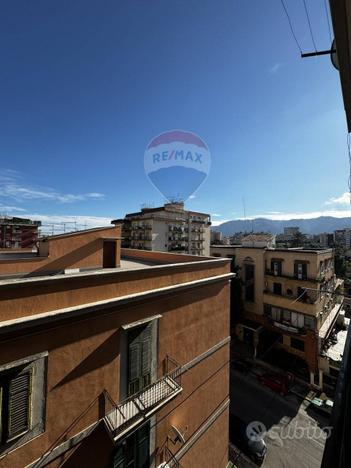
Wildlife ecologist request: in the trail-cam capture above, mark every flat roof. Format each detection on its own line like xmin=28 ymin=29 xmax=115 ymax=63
xmin=0 ymin=256 xmax=231 ymax=287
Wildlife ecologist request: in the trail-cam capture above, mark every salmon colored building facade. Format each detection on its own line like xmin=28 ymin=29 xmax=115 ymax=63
xmin=0 ymin=225 xmax=232 ymax=468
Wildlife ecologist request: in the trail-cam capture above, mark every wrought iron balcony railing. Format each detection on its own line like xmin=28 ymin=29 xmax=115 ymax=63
xmin=104 ymin=356 xmax=182 ymax=441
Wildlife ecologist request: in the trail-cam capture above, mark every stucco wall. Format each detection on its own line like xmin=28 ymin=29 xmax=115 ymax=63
xmin=0 ymin=262 xmax=231 ymax=468
xmin=0 ymin=225 xmax=122 ymax=276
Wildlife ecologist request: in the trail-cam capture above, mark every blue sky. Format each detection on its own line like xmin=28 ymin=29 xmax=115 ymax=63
xmin=0 ymin=0 xmax=349 ymax=231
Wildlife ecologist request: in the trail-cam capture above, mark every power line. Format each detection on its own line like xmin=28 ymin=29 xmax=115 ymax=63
xmin=302 ymin=0 xmax=317 ymax=52
xmin=280 ymin=0 xmax=303 ymax=54
xmin=323 ymin=0 xmax=332 ymax=43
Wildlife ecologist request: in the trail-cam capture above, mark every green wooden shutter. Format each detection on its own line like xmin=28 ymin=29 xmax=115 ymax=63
xmin=128 ymin=324 xmax=152 ymax=395
xmin=7 ymin=370 xmax=31 ymax=440
xmin=141 ymin=327 xmax=151 ymax=388
xmin=128 ymin=342 xmax=141 ymax=395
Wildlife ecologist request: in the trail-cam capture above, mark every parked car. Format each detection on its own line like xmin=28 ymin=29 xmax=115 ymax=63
xmin=229 ymin=414 xmax=267 ymax=465
xmin=257 ymin=372 xmax=294 ymax=396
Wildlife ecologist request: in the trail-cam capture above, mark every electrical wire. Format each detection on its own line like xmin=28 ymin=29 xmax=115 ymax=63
xmin=323 ymin=0 xmax=332 ymax=43
xmin=302 ymin=0 xmax=317 ymax=52
xmin=280 ymin=0 xmax=303 ymax=54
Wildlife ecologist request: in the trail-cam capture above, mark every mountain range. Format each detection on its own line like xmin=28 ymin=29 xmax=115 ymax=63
xmin=214 ymin=216 xmax=351 ymax=236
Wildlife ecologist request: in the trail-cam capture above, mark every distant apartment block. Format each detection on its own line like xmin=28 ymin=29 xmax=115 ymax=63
xmin=211 ymin=230 xmax=223 ymax=244
xmin=113 ymin=202 xmax=211 ymax=256
xmin=319 ymin=232 xmax=334 ymax=248
xmin=0 ymin=216 xmax=41 ymax=249
xmin=241 ymin=233 xmax=276 ymax=249
xmin=334 ymin=229 xmax=351 ymax=249
xmin=283 ymin=226 xmax=300 ymax=239
xmin=211 ymin=239 xmax=343 ymax=390
xmin=0 ymin=225 xmax=231 ymax=467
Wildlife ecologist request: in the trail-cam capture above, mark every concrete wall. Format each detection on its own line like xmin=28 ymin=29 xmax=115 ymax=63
xmin=0 ymin=225 xmax=122 ymax=277
xmin=0 ymin=259 xmax=230 ymax=322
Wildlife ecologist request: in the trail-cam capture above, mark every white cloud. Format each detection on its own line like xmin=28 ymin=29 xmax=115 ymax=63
xmin=325 ymin=192 xmax=350 ymax=206
xmin=0 ymin=169 xmax=105 ymax=204
xmin=212 ymin=219 xmax=230 ymax=226
xmin=269 ymin=62 xmax=283 ymax=74
xmin=0 ymin=204 xmax=26 ymax=213
xmin=23 ymin=213 xmax=113 ymax=235
xmin=237 ymin=209 xmax=351 ymax=221
xmin=211 ymin=213 xmax=222 ymax=217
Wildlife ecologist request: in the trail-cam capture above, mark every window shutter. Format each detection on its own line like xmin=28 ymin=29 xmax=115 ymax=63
xmin=7 ymin=371 xmax=31 ymax=440
xmin=141 ymin=326 xmax=152 ymax=377
xmin=129 ymin=343 xmax=141 ymax=382
xmin=141 ymin=340 xmax=151 ymax=374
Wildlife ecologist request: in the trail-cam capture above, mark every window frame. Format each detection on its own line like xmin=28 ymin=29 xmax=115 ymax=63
xmin=0 ymin=352 xmax=47 ymax=456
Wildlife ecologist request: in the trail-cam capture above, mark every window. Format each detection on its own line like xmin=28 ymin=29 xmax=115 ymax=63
xmin=273 ymin=283 xmax=282 ymax=295
xmin=291 ymin=312 xmax=304 ymax=328
xmin=0 ymin=353 xmax=47 ymax=454
xmin=271 ymin=307 xmax=281 ymax=321
xmin=304 ymin=315 xmax=316 ymax=330
xmin=244 ymin=262 xmax=255 ymax=302
xmin=294 ymin=262 xmax=307 ymax=280
xmin=290 ymin=338 xmax=305 ymax=351
xmin=128 ymin=324 xmax=152 ymax=396
xmin=297 ymin=286 xmax=306 ymax=302
xmin=113 ymin=422 xmax=150 ymax=468
xmin=264 ymin=304 xmax=271 ymax=317
xmin=271 ymin=260 xmax=282 ymax=276
xmin=0 ymin=367 xmax=31 ymax=444
xmin=282 ymin=309 xmax=291 ymax=322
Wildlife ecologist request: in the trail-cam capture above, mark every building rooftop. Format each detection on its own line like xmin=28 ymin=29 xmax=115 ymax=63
xmin=241 ymin=233 xmax=274 ymax=242
xmin=112 ymin=203 xmax=210 ymax=223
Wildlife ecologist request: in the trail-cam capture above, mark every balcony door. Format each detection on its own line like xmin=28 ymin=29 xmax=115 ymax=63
xmin=113 ymin=422 xmax=150 ymax=468
xmin=128 ymin=324 xmax=152 ymax=396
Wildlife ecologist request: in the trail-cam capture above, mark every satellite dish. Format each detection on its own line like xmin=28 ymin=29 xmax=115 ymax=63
xmin=170 ymin=425 xmax=186 ymax=445
xmin=331 ymin=39 xmax=339 ymax=70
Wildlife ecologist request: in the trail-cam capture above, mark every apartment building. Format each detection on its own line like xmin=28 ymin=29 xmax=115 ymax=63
xmin=113 ymin=203 xmax=211 ymax=256
xmin=0 ymin=216 xmax=41 ymax=249
xmin=334 ymin=229 xmax=351 ymax=250
xmin=319 ymin=233 xmax=334 ymax=248
xmin=211 ymin=237 xmax=343 ymax=389
xmin=0 ymin=224 xmax=231 ymax=468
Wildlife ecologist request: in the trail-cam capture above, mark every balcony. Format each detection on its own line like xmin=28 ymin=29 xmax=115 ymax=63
xmin=263 ymin=291 xmax=319 ymax=315
xmin=104 ymin=357 xmax=182 ymax=441
xmin=265 ymin=269 xmax=319 ymax=283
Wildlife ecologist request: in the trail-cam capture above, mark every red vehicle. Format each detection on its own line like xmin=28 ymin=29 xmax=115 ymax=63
xmin=257 ymin=372 xmax=294 ymax=396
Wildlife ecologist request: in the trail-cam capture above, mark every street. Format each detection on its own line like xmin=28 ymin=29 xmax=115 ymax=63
xmin=230 ymin=367 xmax=330 ymax=468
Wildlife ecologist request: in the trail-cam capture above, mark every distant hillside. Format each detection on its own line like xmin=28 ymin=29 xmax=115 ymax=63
xmin=214 ymin=216 xmax=351 ymax=236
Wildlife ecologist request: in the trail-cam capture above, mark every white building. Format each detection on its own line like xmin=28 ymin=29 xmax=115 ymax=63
xmin=113 ymin=202 xmax=211 ymax=256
